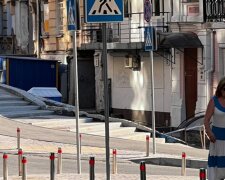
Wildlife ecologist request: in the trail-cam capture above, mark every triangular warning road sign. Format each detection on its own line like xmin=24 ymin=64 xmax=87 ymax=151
xmin=89 ymin=0 xmax=122 ymax=15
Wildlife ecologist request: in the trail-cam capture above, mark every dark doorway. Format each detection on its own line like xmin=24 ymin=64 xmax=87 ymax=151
xmin=184 ymin=48 xmax=197 ymax=119
xmin=78 ymin=58 xmax=95 ymax=109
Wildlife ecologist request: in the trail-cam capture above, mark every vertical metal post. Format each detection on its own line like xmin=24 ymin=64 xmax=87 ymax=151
xmin=17 ymin=127 xmax=20 ymax=149
xmin=199 ymin=128 xmax=203 ymax=149
xmin=146 ymin=135 xmax=150 ymax=156
xmin=203 ymin=126 xmax=206 ymax=149
xmin=18 ymin=148 xmax=23 ymax=176
xmin=140 ymin=161 xmax=146 ymax=180
xmin=3 ymin=153 xmax=8 ymax=180
xmin=50 ymin=152 xmax=55 ymax=180
xmin=102 ymin=23 xmax=110 ymax=180
xmin=80 ymin=133 xmax=82 ymax=154
xmin=57 ymin=147 xmax=62 ymax=174
xmin=149 ymin=21 xmax=156 ymax=154
xmin=112 ymin=149 xmax=117 ymax=174
xmin=73 ymin=30 xmax=81 ymax=174
xmin=22 ymin=156 xmax=27 ymax=180
xmin=89 ymin=156 xmax=95 ymax=180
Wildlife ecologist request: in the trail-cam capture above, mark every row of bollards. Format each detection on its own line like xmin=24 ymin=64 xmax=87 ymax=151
xmin=5 ymin=127 xmax=207 ymax=179
xmin=2 ymin=148 xmax=63 ymax=180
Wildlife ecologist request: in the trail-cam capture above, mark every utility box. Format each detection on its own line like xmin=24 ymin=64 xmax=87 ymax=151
xmin=28 ymin=87 xmax=62 ymax=102
xmin=0 ymin=56 xmax=59 ymax=91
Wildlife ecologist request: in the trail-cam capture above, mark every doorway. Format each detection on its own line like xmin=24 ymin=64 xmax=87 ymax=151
xmin=184 ymin=48 xmax=197 ymax=119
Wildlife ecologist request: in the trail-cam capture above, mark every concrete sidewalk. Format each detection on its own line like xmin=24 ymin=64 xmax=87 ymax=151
xmin=1 ymin=173 xmax=200 ymax=180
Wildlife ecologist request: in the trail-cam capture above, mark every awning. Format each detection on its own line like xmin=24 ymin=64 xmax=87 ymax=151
xmin=159 ymin=32 xmax=203 ymax=48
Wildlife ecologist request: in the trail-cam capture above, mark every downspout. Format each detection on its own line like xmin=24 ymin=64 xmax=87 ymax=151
xmin=206 ymin=30 xmax=215 ymax=104
xmin=36 ymin=0 xmax=40 ymax=58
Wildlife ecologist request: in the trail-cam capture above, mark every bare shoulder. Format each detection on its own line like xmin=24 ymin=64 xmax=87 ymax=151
xmin=207 ymin=98 xmax=215 ymax=112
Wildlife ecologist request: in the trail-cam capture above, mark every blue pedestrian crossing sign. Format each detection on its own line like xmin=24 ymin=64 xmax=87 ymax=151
xmin=144 ymin=26 xmax=157 ymax=51
xmin=67 ymin=0 xmax=76 ymax=31
xmin=85 ymin=0 xmax=124 ymax=23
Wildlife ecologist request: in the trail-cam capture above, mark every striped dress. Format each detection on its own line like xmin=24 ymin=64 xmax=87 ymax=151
xmin=208 ymin=96 xmax=225 ymax=180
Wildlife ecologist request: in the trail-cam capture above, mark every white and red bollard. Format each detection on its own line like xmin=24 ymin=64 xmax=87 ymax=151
xmin=89 ymin=156 xmax=95 ymax=180
xmin=199 ymin=168 xmax=206 ymax=180
xmin=112 ymin=149 xmax=117 ymax=174
xmin=181 ymin=152 xmax=186 ymax=176
xmin=146 ymin=135 xmax=150 ymax=157
xmin=140 ymin=161 xmax=146 ymax=180
xmin=17 ymin=127 xmax=20 ymax=149
xmin=3 ymin=153 xmax=8 ymax=180
xmin=18 ymin=148 xmax=23 ymax=176
xmin=22 ymin=156 xmax=27 ymax=180
xmin=57 ymin=147 xmax=62 ymax=174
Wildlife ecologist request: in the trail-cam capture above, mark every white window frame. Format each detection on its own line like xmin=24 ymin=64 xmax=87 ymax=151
xmin=41 ymin=0 xmax=49 ymax=37
xmin=56 ymin=0 xmax=64 ymax=36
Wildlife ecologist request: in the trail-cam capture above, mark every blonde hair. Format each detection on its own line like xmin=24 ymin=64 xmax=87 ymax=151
xmin=215 ymin=77 xmax=225 ymax=97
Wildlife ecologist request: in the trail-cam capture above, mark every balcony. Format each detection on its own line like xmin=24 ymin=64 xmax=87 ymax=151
xmin=203 ymin=0 xmax=225 ymax=22
xmin=79 ymin=12 xmax=170 ymax=51
xmin=171 ymin=0 xmax=204 ymax=23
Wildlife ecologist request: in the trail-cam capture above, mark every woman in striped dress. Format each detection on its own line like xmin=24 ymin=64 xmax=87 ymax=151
xmin=204 ymin=77 xmax=225 ymax=180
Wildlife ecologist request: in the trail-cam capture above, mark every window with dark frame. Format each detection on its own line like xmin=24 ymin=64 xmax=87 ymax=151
xmin=124 ymin=0 xmax=132 ymax=18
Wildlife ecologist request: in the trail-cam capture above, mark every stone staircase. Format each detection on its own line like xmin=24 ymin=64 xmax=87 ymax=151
xmin=0 ymin=85 xmax=165 ymax=143
xmin=0 ymin=88 xmax=54 ymax=118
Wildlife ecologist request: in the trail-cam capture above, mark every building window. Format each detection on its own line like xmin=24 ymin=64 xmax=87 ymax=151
xmin=6 ymin=2 xmax=12 ymax=36
xmin=124 ymin=0 xmax=131 ymax=18
xmin=56 ymin=0 xmax=64 ymax=35
xmin=41 ymin=0 xmax=49 ymax=36
xmin=154 ymin=0 xmax=160 ymax=16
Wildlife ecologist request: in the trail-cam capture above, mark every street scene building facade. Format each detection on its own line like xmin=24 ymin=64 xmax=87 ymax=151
xmin=0 ymin=0 xmax=224 ymax=129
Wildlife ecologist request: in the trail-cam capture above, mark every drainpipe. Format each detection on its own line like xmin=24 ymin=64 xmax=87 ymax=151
xmin=36 ymin=0 xmax=40 ymax=58
xmin=206 ymin=30 xmax=215 ymax=104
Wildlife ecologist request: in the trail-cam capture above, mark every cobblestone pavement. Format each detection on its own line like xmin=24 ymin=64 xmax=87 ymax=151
xmin=0 ymin=173 xmax=199 ymax=180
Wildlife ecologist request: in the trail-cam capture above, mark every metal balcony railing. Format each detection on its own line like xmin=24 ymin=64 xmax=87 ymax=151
xmin=81 ymin=12 xmax=171 ymax=45
xmin=203 ymin=0 xmax=225 ymax=22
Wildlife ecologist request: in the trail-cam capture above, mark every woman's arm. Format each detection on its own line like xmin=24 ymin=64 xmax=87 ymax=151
xmin=204 ymin=98 xmax=216 ymax=143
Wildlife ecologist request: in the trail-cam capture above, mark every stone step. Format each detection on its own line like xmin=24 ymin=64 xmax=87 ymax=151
xmin=78 ymin=122 xmax=122 ymax=133
xmin=0 ymin=100 xmax=30 ymax=106
xmin=0 ymin=105 xmax=40 ymax=112
xmin=0 ymin=95 xmax=23 ymax=101
xmin=13 ymin=116 xmax=93 ymax=126
xmin=1 ymin=110 xmax=55 ymax=118
xmin=82 ymin=127 xmax=137 ymax=137
xmin=120 ymin=132 xmax=165 ymax=143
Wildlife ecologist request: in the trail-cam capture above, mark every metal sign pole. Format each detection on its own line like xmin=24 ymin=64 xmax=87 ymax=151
xmin=102 ymin=23 xmax=110 ymax=180
xmin=149 ymin=22 xmax=156 ymax=154
xmin=73 ymin=30 xmax=81 ymax=174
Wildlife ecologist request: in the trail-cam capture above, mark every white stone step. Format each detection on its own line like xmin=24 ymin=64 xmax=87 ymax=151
xmin=2 ymin=110 xmax=55 ymax=118
xmin=14 ymin=116 xmax=93 ymax=127
xmin=120 ymin=132 xmax=165 ymax=143
xmin=88 ymin=127 xmax=137 ymax=137
xmin=0 ymin=105 xmax=40 ymax=112
xmin=0 ymin=95 xmax=23 ymax=101
xmin=77 ymin=122 xmax=122 ymax=133
xmin=0 ymin=100 xmax=30 ymax=106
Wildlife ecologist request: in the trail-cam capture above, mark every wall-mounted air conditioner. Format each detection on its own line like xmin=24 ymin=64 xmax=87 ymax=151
xmin=124 ymin=55 xmax=141 ymax=71
xmin=124 ymin=56 xmax=133 ymax=68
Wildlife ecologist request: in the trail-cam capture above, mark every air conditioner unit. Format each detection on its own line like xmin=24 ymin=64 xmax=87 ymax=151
xmin=124 ymin=57 xmax=133 ymax=68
